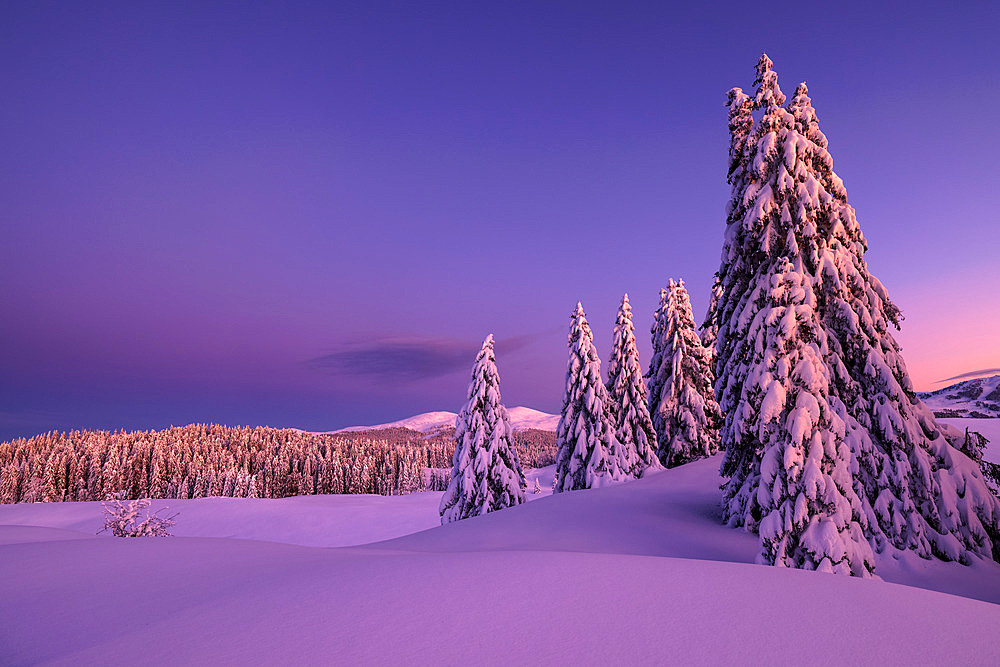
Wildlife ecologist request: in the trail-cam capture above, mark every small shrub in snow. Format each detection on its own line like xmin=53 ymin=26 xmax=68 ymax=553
xmin=99 ymin=493 xmax=177 ymax=537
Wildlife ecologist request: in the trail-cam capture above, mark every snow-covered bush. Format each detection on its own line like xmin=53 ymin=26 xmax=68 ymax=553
xmin=606 ymin=293 xmax=661 ymax=476
xmin=714 ymin=54 xmax=1000 ymax=575
xmin=439 ymin=335 xmax=526 ymax=523
xmin=99 ymin=493 xmax=177 ymax=537
xmin=648 ymin=280 xmax=722 ymax=467
xmin=554 ymin=303 xmax=633 ymax=492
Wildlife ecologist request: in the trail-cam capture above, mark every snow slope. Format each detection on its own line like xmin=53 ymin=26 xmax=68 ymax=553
xmin=2 ymin=459 xmax=1000 ymax=664
xmin=4 ymin=536 xmax=999 ymax=666
xmin=919 ymin=375 xmax=1000 ymax=418
xmin=330 ymin=406 xmax=559 ymax=434
xmin=0 ymin=466 xmax=556 ymax=548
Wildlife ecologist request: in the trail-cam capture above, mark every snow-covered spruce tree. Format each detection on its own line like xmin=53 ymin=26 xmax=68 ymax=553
xmin=647 ymin=279 xmax=722 ymax=468
xmin=554 ymin=303 xmax=632 ymax=492
xmin=703 ymin=84 xmax=754 ymax=369
xmin=725 ymin=85 xmax=754 ymax=201
xmin=646 ymin=288 xmax=670 ymax=440
xmin=699 ymin=276 xmax=724 ymax=369
xmin=715 ymin=54 xmax=1000 ymax=575
xmin=606 ymin=294 xmax=661 ymax=475
xmin=439 ymin=335 xmax=526 ymax=523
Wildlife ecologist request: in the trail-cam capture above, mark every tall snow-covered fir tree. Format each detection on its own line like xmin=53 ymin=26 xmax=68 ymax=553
xmin=554 ymin=303 xmax=633 ymax=492
xmin=699 ymin=84 xmax=753 ymax=375
xmin=725 ymin=84 xmax=754 ymax=205
xmin=647 ymin=279 xmax=722 ymax=468
xmin=714 ymin=54 xmax=1000 ymax=575
xmin=606 ymin=294 xmax=661 ymax=475
xmin=439 ymin=335 xmax=526 ymax=523
xmin=699 ymin=276 xmax=724 ymax=368
xmin=646 ymin=288 xmax=670 ymax=440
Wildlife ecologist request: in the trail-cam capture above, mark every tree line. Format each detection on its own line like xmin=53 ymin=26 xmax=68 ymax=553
xmin=0 ymin=423 xmax=556 ymax=504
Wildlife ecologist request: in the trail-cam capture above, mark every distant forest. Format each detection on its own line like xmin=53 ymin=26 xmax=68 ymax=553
xmin=0 ymin=425 xmax=557 ymax=504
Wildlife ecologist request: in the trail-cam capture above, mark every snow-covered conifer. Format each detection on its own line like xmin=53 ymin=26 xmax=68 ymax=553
xmin=606 ymin=294 xmax=660 ymax=475
xmin=711 ymin=85 xmax=755 ymax=357
xmin=726 ymin=85 xmax=754 ymax=178
xmin=715 ymin=55 xmax=1000 ymax=575
xmin=647 ymin=280 xmax=721 ymax=467
xmin=699 ymin=277 xmax=724 ymax=368
xmin=554 ymin=303 xmax=630 ymax=492
xmin=646 ymin=288 xmax=670 ymax=434
xmin=439 ymin=335 xmax=526 ymax=523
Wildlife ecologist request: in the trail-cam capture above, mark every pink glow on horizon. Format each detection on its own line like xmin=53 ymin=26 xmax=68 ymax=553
xmin=891 ymin=266 xmax=1000 ymax=392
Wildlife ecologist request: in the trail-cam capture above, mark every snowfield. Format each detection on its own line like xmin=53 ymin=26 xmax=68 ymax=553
xmin=0 ymin=466 xmax=557 ymax=548
xmin=2 ymin=452 xmax=1000 ymax=664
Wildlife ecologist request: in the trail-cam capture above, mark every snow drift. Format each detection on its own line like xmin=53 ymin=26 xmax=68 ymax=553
xmin=2 ymin=453 xmax=1000 ymax=664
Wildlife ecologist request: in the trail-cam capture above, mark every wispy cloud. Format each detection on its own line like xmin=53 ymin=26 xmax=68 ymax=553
xmin=304 ymin=332 xmax=547 ymax=383
xmin=494 ymin=326 xmax=561 ymax=355
xmin=935 ymin=368 xmax=1000 ymax=384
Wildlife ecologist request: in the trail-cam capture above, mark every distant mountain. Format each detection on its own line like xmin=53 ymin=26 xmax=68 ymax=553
xmin=505 ymin=407 xmax=561 ymax=431
xmin=333 ymin=411 xmax=459 ymax=435
xmin=918 ymin=375 xmax=1000 ymax=419
xmin=332 ymin=406 xmax=560 ymax=434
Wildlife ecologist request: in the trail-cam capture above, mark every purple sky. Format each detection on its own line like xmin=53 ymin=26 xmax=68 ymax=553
xmin=2 ymin=1 xmax=998 ymax=441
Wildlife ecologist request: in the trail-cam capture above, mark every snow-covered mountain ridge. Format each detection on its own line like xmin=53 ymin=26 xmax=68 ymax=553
xmin=331 ymin=406 xmax=559 ymax=434
xmin=918 ymin=375 xmax=1000 ymax=418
